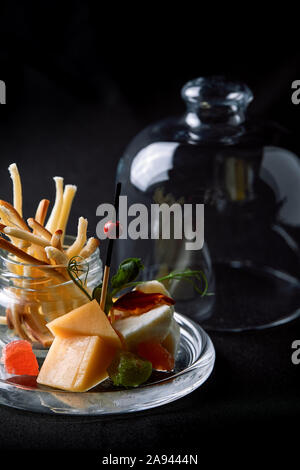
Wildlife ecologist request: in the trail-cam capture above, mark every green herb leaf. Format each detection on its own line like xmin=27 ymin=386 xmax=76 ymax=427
xmin=157 ymin=269 xmax=209 ymax=297
xmin=108 ymin=351 xmax=152 ymax=388
xmin=110 ymin=258 xmax=144 ymax=292
xmin=91 ymin=258 xmax=144 ymax=314
xmin=126 ymin=268 xmax=211 ymax=297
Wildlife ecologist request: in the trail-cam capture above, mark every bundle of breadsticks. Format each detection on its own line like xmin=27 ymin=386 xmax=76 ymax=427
xmin=0 ymin=163 xmax=100 ymax=346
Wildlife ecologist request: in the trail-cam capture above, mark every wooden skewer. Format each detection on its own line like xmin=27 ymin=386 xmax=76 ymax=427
xmin=100 ymin=182 xmax=121 ymax=311
xmin=100 ymin=266 xmax=110 ymax=311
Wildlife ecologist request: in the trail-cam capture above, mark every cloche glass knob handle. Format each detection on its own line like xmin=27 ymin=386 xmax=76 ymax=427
xmin=181 ymin=76 xmax=254 ymax=127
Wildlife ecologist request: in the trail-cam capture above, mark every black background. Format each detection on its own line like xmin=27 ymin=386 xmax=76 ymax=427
xmin=0 ymin=2 xmax=299 ymax=462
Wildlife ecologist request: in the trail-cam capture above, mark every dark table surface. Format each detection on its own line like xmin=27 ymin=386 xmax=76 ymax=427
xmin=0 ymin=67 xmax=299 ymax=459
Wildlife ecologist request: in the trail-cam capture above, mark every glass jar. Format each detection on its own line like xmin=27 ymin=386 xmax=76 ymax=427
xmin=0 ymin=235 xmax=102 ymax=355
xmin=115 ymin=76 xmax=300 ymax=331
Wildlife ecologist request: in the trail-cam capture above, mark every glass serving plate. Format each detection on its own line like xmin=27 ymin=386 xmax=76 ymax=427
xmin=0 ymin=313 xmax=215 ymax=415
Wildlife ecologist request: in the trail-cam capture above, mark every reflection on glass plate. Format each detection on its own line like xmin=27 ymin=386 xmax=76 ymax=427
xmin=0 ymin=313 xmax=215 ymax=415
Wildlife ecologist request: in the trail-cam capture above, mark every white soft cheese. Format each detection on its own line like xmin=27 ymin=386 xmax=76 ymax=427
xmin=113 ymin=304 xmax=173 ymax=351
xmin=162 ymin=318 xmax=181 ymax=356
xmin=134 ymin=280 xmax=171 ymax=297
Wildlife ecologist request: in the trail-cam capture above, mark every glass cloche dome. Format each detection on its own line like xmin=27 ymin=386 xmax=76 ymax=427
xmin=115 ymin=76 xmax=300 ymax=331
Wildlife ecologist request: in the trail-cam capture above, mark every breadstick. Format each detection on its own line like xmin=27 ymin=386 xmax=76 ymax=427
xmin=0 ymin=205 xmax=29 ymax=249
xmin=51 ymin=229 xmax=63 ymax=250
xmin=11 ymin=304 xmax=30 ymax=340
xmin=56 ymin=184 xmax=77 ymax=244
xmin=30 ymin=245 xmax=48 ymax=264
xmin=0 ymin=238 xmax=67 ymax=287
xmin=35 ymin=199 xmax=50 ymax=226
xmin=66 ymin=217 xmax=88 ymax=259
xmin=3 ymin=226 xmax=49 ymax=248
xmin=45 ymin=176 xmax=64 ymax=233
xmin=0 ymin=200 xmax=29 ymax=231
xmin=0 ymin=210 xmax=30 ymax=250
xmin=8 ymin=163 xmax=22 ymax=217
xmin=5 ymin=308 xmax=12 ymax=328
xmin=79 ymin=237 xmax=100 ymax=259
xmin=0 ymin=223 xmax=27 ymax=249
xmin=22 ymin=307 xmax=53 ymax=347
xmin=27 ymin=217 xmax=51 ymax=262
xmin=45 ymin=246 xmax=69 ymax=266
xmin=27 ymin=218 xmax=52 ymax=242
xmin=0 ymin=208 xmax=11 ymax=228
xmin=45 ymin=246 xmax=69 ymax=279
xmin=0 ymin=237 xmax=49 ymax=265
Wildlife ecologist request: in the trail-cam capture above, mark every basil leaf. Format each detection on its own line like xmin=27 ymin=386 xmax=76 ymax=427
xmin=110 ymin=258 xmax=144 ymax=291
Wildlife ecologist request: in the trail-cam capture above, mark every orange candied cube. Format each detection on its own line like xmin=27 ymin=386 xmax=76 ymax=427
xmin=1 ymin=340 xmax=39 ymax=376
xmin=137 ymin=341 xmax=175 ymax=371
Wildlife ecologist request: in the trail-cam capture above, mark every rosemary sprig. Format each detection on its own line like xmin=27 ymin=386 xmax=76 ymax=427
xmin=157 ymin=269 xmax=209 ymax=297
xmin=67 ymin=256 xmax=92 ymax=301
xmin=126 ymin=269 xmax=210 ymax=297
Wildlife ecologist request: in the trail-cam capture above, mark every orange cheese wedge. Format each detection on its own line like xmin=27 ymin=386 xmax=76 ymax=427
xmin=47 ymin=299 xmax=121 ymax=349
xmin=37 ymin=335 xmax=116 ymax=392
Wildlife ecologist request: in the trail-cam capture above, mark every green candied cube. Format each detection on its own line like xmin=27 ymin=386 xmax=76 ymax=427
xmin=108 ymin=351 xmax=152 ymax=388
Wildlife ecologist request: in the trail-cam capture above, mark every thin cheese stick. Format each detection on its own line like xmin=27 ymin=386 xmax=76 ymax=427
xmin=27 ymin=218 xmax=52 ymax=242
xmin=8 ymin=163 xmax=23 ymax=217
xmin=0 ymin=200 xmax=29 ymax=231
xmin=45 ymin=246 xmax=69 ymax=279
xmin=45 ymin=176 xmax=64 ymax=233
xmin=3 ymin=226 xmax=49 ymax=248
xmin=78 ymin=237 xmax=100 ymax=259
xmin=66 ymin=217 xmax=88 ymax=259
xmin=35 ymin=199 xmax=50 ymax=226
xmin=50 ymin=229 xmax=63 ymax=250
xmin=56 ymin=184 xmax=77 ymax=243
